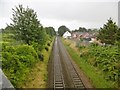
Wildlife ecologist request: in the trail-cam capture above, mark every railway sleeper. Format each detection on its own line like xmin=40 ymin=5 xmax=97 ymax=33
xmin=74 ymin=84 xmax=84 ymax=87
xmin=55 ymin=79 xmax=62 ymax=82
xmin=74 ymin=81 xmax=83 ymax=85
xmin=55 ymin=81 xmax=63 ymax=84
xmin=55 ymin=76 xmax=62 ymax=79
xmin=74 ymin=79 xmax=81 ymax=82
xmin=55 ymin=83 xmax=64 ymax=87
xmin=75 ymin=85 xmax=85 ymax=89
xmin=72 ymin=76 xmax=79 ymax=78
xmin=73 ymin=77 xmax=81 ymax=80
xmin=55 ymin=86 xmax=64 ymax=89
xmin=72 ymin=73 xmax=78 ymax=75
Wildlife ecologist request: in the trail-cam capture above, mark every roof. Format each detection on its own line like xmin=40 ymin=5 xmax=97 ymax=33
xmin=63 ymin=31 xmax=71 ymax=38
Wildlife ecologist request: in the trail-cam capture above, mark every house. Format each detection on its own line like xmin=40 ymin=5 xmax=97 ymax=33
xmin=72 ymin=32 xmax=91 ymax=40
xmin=63 ymin=31 xmax=71 ymax=39
xmin=72 ymin=32 xmax=77 ymax=38
xmin=72 ymin=32 xmax=84 ymax=40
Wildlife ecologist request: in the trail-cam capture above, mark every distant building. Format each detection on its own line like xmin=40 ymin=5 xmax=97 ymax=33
xmin=63 ymin=31 xmax=71 ymax=39
xmin=71 ymin=31 xmax=96 ymax=40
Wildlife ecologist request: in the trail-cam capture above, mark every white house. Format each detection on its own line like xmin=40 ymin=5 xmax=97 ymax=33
xmin=63 ymin=31 xmax=71 ymax=39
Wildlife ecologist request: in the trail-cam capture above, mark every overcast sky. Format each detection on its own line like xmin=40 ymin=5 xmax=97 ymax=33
xmin=0 ymin=0 xmax=119 ymax=31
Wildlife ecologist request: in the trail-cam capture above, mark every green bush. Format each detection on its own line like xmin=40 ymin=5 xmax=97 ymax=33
xmin=16 ymin=45 xmax=38 ymax=61
xmin=45 ymin=46 xmax=49 ymax=51
xmin=2 ymin=44 xmax=39 ymax=87
xmin=47 ymin=43 xmax=50 ymax=46
xmin=79 ymin=45 xmax=119 ymax=83
xmin=38 ymin=54 xmax=44 ymax=61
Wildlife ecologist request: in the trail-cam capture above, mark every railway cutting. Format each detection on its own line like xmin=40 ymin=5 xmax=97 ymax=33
xmin=48 ymin=37 xmax=92 ymax=89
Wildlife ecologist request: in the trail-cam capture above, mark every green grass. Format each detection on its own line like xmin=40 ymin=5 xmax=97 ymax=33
xmin=63 ymin=41 xmax=116 ymax=88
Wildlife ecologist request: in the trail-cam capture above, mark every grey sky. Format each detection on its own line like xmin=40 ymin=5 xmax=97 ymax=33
xmin=0 ymin=0 xmax=119 ymax=31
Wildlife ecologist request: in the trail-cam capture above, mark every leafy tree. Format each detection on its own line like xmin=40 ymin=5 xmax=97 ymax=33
xmin=97 ymin=18 xmax=118 ymax=45
xmin=2 ymin=25 xmax=14 ymax=34
xmin=45 ymin=27 xmax=56 ymax=37
xmin=58 ymin=25 xmax=70 ymax=36
xmin=11 ymin=5 xmax=45 ymax=45
xmin=73 ymin=27 xmax=88 ymax=32
xmin=117 ymin=28 xmax=120 ymax=43
xmin=78 ymin=27 xmax=87 ymax=32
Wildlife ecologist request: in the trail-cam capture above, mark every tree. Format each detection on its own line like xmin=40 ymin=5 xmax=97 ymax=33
xmin=78 ymin=27 xmax=87 ymax=32
xmin=45 ymin=27 xmax=56 ymax=37
xmin=2 ymin=25 xmax=13 ymax=33
xmin=72 ymin=27 xmax=88 ymax=32
xmin=11 ymin=5 xmax=45 ymax=45
xmin=97 ymin=18 xmax=118 ymax=45
xmin=58 ymin=25 xmax=70 ymax=36
xmin=116 ymin=28 xmax=120 ymax=47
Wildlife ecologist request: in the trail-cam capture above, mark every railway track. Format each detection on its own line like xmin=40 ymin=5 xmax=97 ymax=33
xmin=49 ymin=37 xmax=86 ymax=89
xmin=58 ymin=37 xmax=85 ymax=89
xmin=53 ymin=38 xmax=65 ymax=89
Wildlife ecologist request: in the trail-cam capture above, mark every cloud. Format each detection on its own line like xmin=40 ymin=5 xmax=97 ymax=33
xmin=0 ymin=0 xmax=118 ymax=30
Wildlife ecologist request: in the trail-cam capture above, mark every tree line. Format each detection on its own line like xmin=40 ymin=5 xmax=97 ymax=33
xmin=57 ymin=18 xmax=120 ymax=46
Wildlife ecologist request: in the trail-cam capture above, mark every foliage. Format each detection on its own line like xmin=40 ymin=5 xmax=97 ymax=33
xmin=47 ymin=43 xmax=50 ymax=47
xmin=72 ymin=27 xmax=98 ymax=33
xmin=58 ymin=25 xmax=70 ymax=36
xmin=97 ymin=18 xmax=118 ymax=45
xmin=116 ymin=28 xmax=120 ymax=47
xmin=79 ymin=44 xmax=119 ymax=84
xmin=45 ymin=27 xmax=56 ymax=37
xmin=11 ymin=5 xmax=47 ymax=45
xmin=2 ymin=44 xmax=39 ymax=87
xmin=45 ymin=46 xmax=49 ymax=51
xmin=73 ymin=27 xmax=87 ymax=32
xmin=2 ymin=26 xmax=13 ymax=33
xmin=63 ymin=39 xmax=116 ymax=88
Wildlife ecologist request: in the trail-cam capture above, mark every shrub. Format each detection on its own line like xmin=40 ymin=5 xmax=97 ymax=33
xmin=38 ymin=54 xmax=44 ymax=61
xmin=45 ymin=46 xmax=49 ymax=51
xmin=47 ymin=43 xmax=50 ymax=46
xmin=2 ymin=44 xmax=39 ymax=87
xmin=16 ymin=45 xmax=38 ymax=61
xmin=79 ymin=44 xmax=119 ymax=83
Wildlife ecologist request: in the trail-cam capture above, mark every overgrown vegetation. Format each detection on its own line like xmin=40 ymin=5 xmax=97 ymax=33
xmin=97 ymin=18 xmax=119 ymax=45
xmin=62 ymin=18 xmax=120 ymax=88
xmin=1 ymin=5 xmax=55 ymax=87
xmin=2 ymin=44 xmax=38 ymax=86
xmin=21 ymin=40 xmax=54 ymax=88
xmin=79 ymin=44 xmax=119 ymax=87
xmin=63 ymin=39 xmax=119 ymax=88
